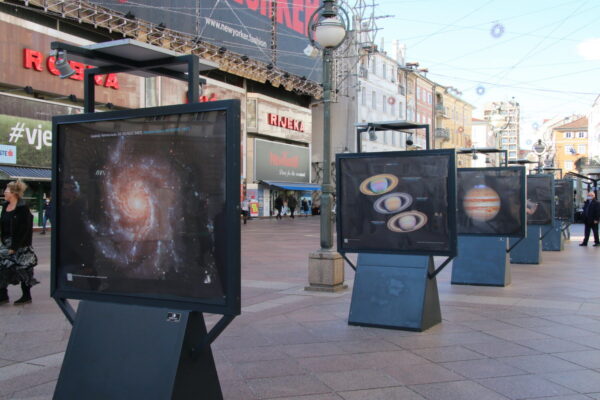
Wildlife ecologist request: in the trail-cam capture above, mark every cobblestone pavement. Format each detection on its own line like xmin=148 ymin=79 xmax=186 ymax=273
xmin=2 ymin=218 xmax=600 ymax=399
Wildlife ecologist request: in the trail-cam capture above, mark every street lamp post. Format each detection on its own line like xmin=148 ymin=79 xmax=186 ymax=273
xmin=306 ymin=0 xmax=349 ymax=292
xmin=532 ymin=139 xmax=547 ymax=174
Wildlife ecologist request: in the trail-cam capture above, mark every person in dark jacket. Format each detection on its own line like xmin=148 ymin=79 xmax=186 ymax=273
xmin=274 ymin=195 xmax=284 ymax=220
xmin=40 ymin=195 xmax=52 ymax=234
xmin=580 ymin=191 xmax=600 ymax=246
xmin=0 ymin=181 xmax=38 ymax=305
xmin=287 ymin=195 xmax=298 ymax=219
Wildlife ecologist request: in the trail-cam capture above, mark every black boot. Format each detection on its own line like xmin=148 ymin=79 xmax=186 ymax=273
xmin=14 ymin=283 xmax=31 ymax=305
xmin=0 ymin=288 xmax=8 ymax=305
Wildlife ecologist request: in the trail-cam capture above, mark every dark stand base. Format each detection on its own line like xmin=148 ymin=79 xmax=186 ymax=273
xmin=54 ymin=301 xmax=222 ymax=400
xmin=542 ymin=220 xmax=564 ymax=251
xmin=510 ymin=225 xmax=542 ymax=264
xmin=452 ymin=236 xmax=510 ymax=287
xmin=348 ymin=254 xmax=441 ymax=332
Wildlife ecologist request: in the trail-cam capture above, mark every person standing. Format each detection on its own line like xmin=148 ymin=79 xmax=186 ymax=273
xmin=0 ymin=181 xmax=38 ymax=305
xmin=287 ymin=195 xmax=298 ymax=219
xmin=40 ymin=195 xmax=52 ymax=234
xmin=241 ymin=198 xmax=250 ymax=225
xmin=580 ymin=191 xmax=600 ymax=246
xmin=274 ymin=195 xmax=284 ymax=220
xmin=301 ymin=198 xmax=309 ymax=217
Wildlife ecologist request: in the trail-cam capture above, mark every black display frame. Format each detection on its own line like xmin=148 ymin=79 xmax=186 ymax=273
xmin=51 ymin=101 xmax=241 ymax=315
xmin=554 ymin=179 xmax=575 ymax=223
xmin=527 ymin=174 xmax=555 ymax=226
xmin=335 ymin=149 xmax=457 ymax=257
xmin=457 ymin=166 xmax=527 ymax=238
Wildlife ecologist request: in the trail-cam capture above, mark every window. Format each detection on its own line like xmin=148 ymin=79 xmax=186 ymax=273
xmin=372 ymin=91 xmax=377 ymax=109
xmin=509 ymin=151 xmax=517 ymax=158
xmin=564 ymin=161 xmax=574 ymax=170
xmin=398 ymin=104 xmax=404 ymax=119
xmin=427 ymin=93 xmax=432 ymax=104
xmin=578 ymin=131 xmax=587 ymax=138
xmin=371 ymin=58 xmax=376 ymax=74
xmin=390 ymin=67 xmax=395 ymax=82
xmin=565 ymin=145 xmax=575 ymax=155
xmin=501 ymin=138 xmax=508 ymax=144
xmin=361 ymin=88 xmax=366 ymax=106
xmin=564 ymin=131 xmax=573 ymax=138
xmin=383 ymin=95 xmax=387 ymax=113
xmin=509 ymin=144 xmax=517 ymax=150
xmin=578 ymin=144 xmax=586 ymax=154
xmin=382 ymin=63 xmax=387 ymax=79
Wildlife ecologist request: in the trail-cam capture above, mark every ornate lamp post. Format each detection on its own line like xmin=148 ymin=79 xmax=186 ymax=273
xmin=532 ymin=139 xmax=547 ymax=174
xmin=306 ymin=0 xmax=349 ymax=292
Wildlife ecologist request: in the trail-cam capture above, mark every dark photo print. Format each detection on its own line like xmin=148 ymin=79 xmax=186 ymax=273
xmin=457 ymin=167 xmax=526 ymax=237
xmin=554 ymin=179 xmax=574 ymax=222
xmin=55 ymin=110 xmax=231 ymax=304
xmin=336 ymin=150 xmax=456 ymax=256
xmin=527 ymin=174 xmax=554 ymax=225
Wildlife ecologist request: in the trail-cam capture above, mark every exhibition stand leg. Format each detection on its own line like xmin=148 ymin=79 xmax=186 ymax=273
xmin=54 ymin=301 xmax=223 ymax=400
xmin=348 ymin=254 xmax=441 ymax=331
xmin=451 ymin=236 xmax=510 ymax=287
xmin=510 ymin=225 xmax=542 ymax=264
xmin=541 ymin=220 xmax=564 ymax=251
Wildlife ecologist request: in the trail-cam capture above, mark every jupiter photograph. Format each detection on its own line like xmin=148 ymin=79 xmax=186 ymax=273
xmin=457 ymin=167 xmax=526 ymax=237
xmin=55 ymin=110 xmax=228 ymax=301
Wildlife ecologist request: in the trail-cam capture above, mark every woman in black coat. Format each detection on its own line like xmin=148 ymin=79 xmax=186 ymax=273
xmin=0 ymin=180 xmax=38 ymax=305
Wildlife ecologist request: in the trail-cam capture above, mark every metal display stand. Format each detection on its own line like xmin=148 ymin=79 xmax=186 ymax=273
xmin=510 ymin=225 xmax=543 ymax=264
xmin=348 ymin=254 xmax=442 ymax=331
xmin=50 ymin=40 xmax=233 ymax=400
xmin=541 ymin=220 xmax=564 ymax=251
xmin=452 ymin=236 xmax=510 ymax=287
xmin=55 ymin=302 xmax=222 ymax=400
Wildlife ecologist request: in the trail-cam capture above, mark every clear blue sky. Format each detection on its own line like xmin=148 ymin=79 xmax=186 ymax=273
xmin=374 ymin=0 xmax=599 ymax=138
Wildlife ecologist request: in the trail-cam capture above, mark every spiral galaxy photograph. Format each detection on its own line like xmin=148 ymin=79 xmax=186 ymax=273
xmin=55 ymin=109 xmax=231 ymax=303
xmin=457 ymin=167 xmax=526 ymax=237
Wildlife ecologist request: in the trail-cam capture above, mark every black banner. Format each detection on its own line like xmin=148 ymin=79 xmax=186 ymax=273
xmin=89 ymin=0 xmax=322 ymax=81
xmin=555 ymin=179 xmax=574 ymax=222
xmin=527 ymin=174 xmax=554 ymax=225
xmin=254 ymin=139 xmax=310 ymax=183
xmin=336 ymin=150 xmax=457 ymax=256
xmin=457 ymin=167 xmax=526 ymax=237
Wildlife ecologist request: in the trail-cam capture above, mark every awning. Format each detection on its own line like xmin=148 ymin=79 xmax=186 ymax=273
xmin=0 ymin=166 xmax=52 ymax=181
xmin=261 ymin=181 xmax=321 ymax=191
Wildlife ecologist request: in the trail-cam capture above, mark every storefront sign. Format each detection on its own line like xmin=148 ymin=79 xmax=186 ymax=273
xmin=0 ymin=145 xmax=17 ymax=164
xmin=23 ymin=48 xmax=120 ymax=89
xmin=267 ymin=113 xmax=305 ymax=132
xmin=248 ymin=94 xmax=311 ymax=143
xmin=255 ymin=139 xmax=310 ymax=183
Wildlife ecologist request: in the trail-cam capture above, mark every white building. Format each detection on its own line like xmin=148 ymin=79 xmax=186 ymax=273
xmin=483 ymin=99 xmax=520 ymax=162
xmin=471 ymin=117 xmax=493 ymax=167
xmin=588 ymin=95 xmax=600 ymax=159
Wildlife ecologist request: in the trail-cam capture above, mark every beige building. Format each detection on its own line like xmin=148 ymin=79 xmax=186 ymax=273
xmin=552 ymin=116 xmax=588 ymax=174
xmin=434 ymin=87 xmax=474 ymax=166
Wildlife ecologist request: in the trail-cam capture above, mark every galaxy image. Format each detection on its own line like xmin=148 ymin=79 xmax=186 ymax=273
xmin=527 ymin=175 xmax=554 ymax=225
xmin=56 ymin=111 xmax=229 ymax=301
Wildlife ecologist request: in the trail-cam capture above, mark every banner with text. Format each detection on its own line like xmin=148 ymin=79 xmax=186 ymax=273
xmin=254 ymin=139 xmax=310 ymax=183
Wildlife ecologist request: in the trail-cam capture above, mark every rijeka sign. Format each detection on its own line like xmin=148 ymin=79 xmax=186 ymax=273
xmin=267 ymin=113 xmax=304 ymax=132
xmin=22 ymin=48 xmax=120 ymax=89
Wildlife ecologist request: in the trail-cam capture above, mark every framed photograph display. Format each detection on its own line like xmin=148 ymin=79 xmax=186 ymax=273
xmin=526 ymin=174 xmax=555 ymax=225
xmin=555 ymin=179 xmax=574 ymax=222
xmin=51 ymin=101 xmax=241 ymax=315
xmin=457 ymin=167 xmax=526 ymax=237
xmin=336 ymin=149 xmax=457 ymax=256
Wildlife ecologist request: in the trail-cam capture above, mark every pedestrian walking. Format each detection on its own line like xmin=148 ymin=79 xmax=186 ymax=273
xmin=241 ymin=198 xmax=250 ymax=225
xmin=287 ymin=195 xmax=298 ymax=219
xmin=301 ymin=198 xmax=309 ymax=217
xmin=0 ymin=180 xmax=38 ymax=305
xmin=40 ymin=195 xmax=52 ymax=234
xmin=580 ymin=191 xmax=600 ymax=246
xmin=274 ymin=195 xmax=284 ymax=219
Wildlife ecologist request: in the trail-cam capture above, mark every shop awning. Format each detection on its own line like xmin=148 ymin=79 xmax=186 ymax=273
xmin=262 ymin=181 xmax=321 ymax=191
xmin=0 ymin=166 xmax=51 ymax=181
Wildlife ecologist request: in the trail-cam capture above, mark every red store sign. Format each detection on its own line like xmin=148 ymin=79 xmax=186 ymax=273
xmin=23 ymin=48 xmax=120 ymax=89
xmin=267 ymin=113 xmax=304 ymax=132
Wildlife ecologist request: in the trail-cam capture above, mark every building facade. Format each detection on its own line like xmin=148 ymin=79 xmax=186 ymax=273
xmin=434 ymin=87 xmax=474 ymax=166
xmin=552 ymin=116 xmax=588 ymax=174
xmin=483 ymin=99 xmax=520 ymax=162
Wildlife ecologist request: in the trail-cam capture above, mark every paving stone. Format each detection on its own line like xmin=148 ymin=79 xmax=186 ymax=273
xmin=514 ymin=338 xmax=593 ymax=353
xmin=409 ymin=380 xmax=510 ymax=400
xmin=248 ymin=375 xmax=332 ymax=399
xmin=237 ymin=358 xmax=305 ymax=379
xmin=338 ymin=386 xmax=425 ymax=400
xmin=380 ymin=362 xmax=463 ymax=385
xmin=498 ymin=354 xmax=584 ymax=373
xmin=412 ymin=345 xmax=487 ymax=362
xmin=441 ymin=358 xmax=527 ymax=379
xmin=477 ymin=374 xmax=576 ymax=399
xmin=462 ymin=340 xmax=539 ymax=358
xmin=542 ymin=369 xmax=600 ymax=393
xmin=315 ymin=369 xmax=399 ymax=392
xmin=554 ymin=350 xmax=600 ymax=369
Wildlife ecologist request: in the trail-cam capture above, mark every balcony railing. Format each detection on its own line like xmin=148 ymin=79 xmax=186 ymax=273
xmin=435 ymin=128 xmax=450 ymax=140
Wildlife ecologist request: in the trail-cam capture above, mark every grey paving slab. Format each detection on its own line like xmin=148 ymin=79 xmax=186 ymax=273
xmin=498 ymin=354 xmax=585 ymax=373
xmin=514 ymin=337 xmax=594 ymax=353
xmin=380 ymin=362 xmax=464 ymax=385
xmin=462 ymin=340 xmax=540 ymax=358
xmin=477 ymin=375 xmax=576 ymax=399
xmin=441 ymin=358 xmax=527 ymax=379
xmin=554 ymin=350 xmax=600 ymax=369
xmin=542 ymin=369 xmax=600 ymax=393
xmin=412 ymin=345 xmax=488 ymax=363
xmin=315 ymin=369 xmax=399 ymax=391
xmin=409 ymin=380 xmax=511 ymax=400
xmin=237 ymin=358 xmax=305 ymax=380
xmin=338 ymin=386 xmax=426 ymax=400
xmin=247 ymin=375 xmax=332 ymax=399
xmin=270 ymin=394 xmax=343 ymax=400
xmin=220 ymin=379 xmax=258 ymax=400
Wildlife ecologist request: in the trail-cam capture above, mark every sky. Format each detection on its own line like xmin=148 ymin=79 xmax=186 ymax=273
xmin=371 ymin=0 xmax=600 ymax=145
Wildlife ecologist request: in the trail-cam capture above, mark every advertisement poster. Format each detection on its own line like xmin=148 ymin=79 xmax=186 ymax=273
xmin=254 ymin=139 xmax=310 ymax=183
xmin=336 ymin=150 xmax=457 ymax=256
xmin=555 ymin=179 xmax=574 ymax=222
xmin=55 ymin=107 xmax=237 ymax=309
xmin=457 ymin=167 xmax=526 ymax=237
xmin=527 ymin=174 xmax=554 ymax=225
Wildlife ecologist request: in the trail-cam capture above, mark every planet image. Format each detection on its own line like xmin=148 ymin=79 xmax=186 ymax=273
xmin=463 ymin=185 xmax=501 ymax=222
xmin=359 ymin=174 xmax=398 ymax=195
xmin=387 ymin=211 xmax=428 ymax=233
xmin=373 ymin=192 xmax=412 ymax=214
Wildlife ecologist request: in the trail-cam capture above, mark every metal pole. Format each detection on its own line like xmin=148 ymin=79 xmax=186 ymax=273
xmin=321 ymin=47 xmax=334 ymax=250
